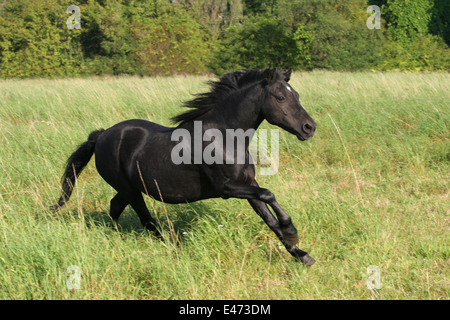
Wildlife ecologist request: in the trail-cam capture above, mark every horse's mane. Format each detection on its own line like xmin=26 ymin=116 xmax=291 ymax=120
xmin=171 ymin=69 xmax=274 ymax=125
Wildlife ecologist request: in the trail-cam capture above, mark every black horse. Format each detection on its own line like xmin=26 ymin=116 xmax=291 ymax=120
xmin=51 ymin=68 xmax=317 ymax=265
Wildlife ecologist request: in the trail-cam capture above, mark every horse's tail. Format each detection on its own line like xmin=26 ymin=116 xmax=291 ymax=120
xmin=50 ymin=129 xmax=104 ymax=211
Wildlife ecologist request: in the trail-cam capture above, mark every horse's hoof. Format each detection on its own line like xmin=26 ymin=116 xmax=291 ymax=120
xmin=49 ymin=204 xmax=61 ymax=212
xmin=299 ymin=254 xmax=316 ymax=266
xmin=148 ymin=229 xmax=164 ymax=240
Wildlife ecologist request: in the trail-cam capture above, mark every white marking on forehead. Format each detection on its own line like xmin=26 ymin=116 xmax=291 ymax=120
xmin=285 ymin=84 xmax=292 ymax=92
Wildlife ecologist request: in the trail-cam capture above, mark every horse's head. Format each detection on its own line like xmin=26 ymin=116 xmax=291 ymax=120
xmin=261 ymin=69 xmax=316 ymax=141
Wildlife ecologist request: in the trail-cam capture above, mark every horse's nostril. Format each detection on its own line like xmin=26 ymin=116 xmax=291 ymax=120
xmin=303 ymin=123 xmax=313 ymax=133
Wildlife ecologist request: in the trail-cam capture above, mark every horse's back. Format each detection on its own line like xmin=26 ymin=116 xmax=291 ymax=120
xmin=106 ymin=118 xmax=173 ymax=133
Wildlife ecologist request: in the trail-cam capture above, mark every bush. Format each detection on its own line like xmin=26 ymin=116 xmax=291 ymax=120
xmin=0 ymin=0 xmax=449 ymax=77
xmin=130 ymin=6 xmax=212 ymax=76
xmin=277 ymin=0 xmax=386 ymax=71
xmin=208 ymin=15 xmax=310 ymax=75
xmin=381 ymin=0 xmax=434 ymax=44
xmin=380 ymin=34 xmax=450 ymax=71
xmin=375 ymin=0 xmax=450 ymax=71
xmin=0 ymin=0 xmax=85 ymax=78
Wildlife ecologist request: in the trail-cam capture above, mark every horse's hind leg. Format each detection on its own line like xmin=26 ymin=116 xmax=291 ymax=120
xmin=100 ymin=170 xmax=161 ymax=237
xmin=110 ymin=193 xmax=128 ymax=223
xmin=124 ymin=191 xmax=162 ymax=238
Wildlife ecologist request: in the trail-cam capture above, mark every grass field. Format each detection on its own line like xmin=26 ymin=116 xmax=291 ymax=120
xmin=0 ymin=71 xmax=448 ymax=299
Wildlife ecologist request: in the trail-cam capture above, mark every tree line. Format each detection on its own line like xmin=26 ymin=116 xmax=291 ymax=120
xmin=0 ymin=0 xmax=448 ymax=78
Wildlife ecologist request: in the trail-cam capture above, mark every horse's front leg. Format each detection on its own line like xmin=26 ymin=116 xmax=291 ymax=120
xmin=217 ymin=181 xmax=315 ymax=265
xmin=248 ymin=198 xmax=315 ymax=266
xmin=221 ymin=181 xmax=300 ymax=245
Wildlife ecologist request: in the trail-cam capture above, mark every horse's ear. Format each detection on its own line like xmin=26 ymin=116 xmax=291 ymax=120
xmin=284 ymin=69 xmax=292 ymax=82
xmin=267 ymin=68 xmax=278 ymax=84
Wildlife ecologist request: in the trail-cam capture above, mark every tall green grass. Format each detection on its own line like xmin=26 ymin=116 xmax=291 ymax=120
xmin=0 ymin=72 xmax=448 ymax=299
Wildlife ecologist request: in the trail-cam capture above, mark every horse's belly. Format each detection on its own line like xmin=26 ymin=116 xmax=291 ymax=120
xmin=134 ymin=163 xmax=218 ymax=204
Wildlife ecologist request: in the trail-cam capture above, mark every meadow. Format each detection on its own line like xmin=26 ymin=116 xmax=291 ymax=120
xmin=0 ymin=71 xmax=448 ymax=299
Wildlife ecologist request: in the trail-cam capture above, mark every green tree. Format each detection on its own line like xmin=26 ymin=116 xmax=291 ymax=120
xmin=429 ymin=0 xmax=450 ymax=45
xmin=381 ymin=0 xmax=433 ymax=43
xmin=129 ymin=0 xmax=212 ymax=75
xmin=81 ymin=0 xmax=139 ymax=75
xmin=377 ymin=0 xmax=450 ymax=71
xmin=0 ymin=0 xmax=85 ymax=78
xmin=242 ymin=0 xmax=277 ymax=15
xmin=182 ymin=0 xmax=244 ymax=38
xmin=276 ymin=0 xmax=386 ymax=70
xmin=209 ymin=15 xmax=306 ymax=74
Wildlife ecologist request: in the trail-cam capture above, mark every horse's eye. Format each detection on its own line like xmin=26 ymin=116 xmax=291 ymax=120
xmin=276 ymin=95 xmax=285 ymax=102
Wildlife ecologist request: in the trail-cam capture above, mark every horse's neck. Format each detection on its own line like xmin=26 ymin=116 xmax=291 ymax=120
xmin=205 ymin=84 xmax=264 ymax=132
